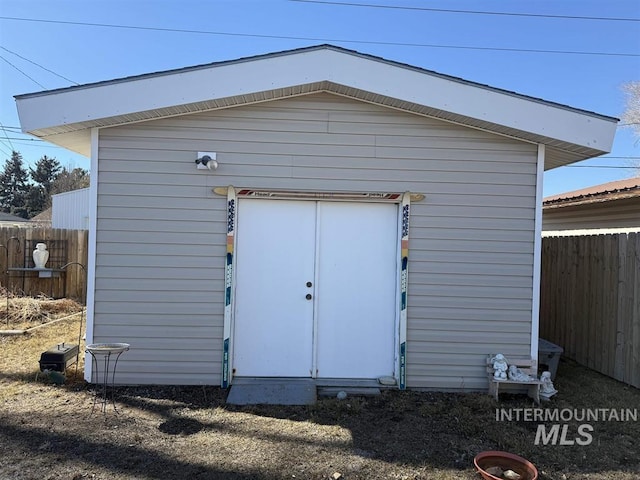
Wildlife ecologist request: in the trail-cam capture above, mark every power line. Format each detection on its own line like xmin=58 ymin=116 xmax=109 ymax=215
xmin=566 ymin=165 xmax=639 ymax=169
xmin=0 ymin=137 xmax=70 ymax=148
xmin=0 ymin=121 xmax=16 ymax=152
xmin=4 ymin=140 xmax=66 ymax=149
xmin=0 ymin=45 xmax=79 ymax=85
xmin=22 ymin=125 xmax=640 ymax=142
xmin=0 ymin=138 xmax=67 ymax=150
xmin=0 ymin=140 xmax=13 ymax=157
xmin=5 ymin=132 xmax=640 ymax=157
xmin=0 ymin=54 xmax=46 ymax=89
xmin=2 ymin=129 xmax=639 ymax=161
xmin=0 ymin=134 xmax=58 ymax=143
xmin=291 ymin=0 xmax=640 ymax=22
xmin=3 ymin=136 xmax=638 ymax=165
xmin=2 ymin=137 xmax=45 ymax=142
xmin=0 ymin=15 xmax=638 ymax=58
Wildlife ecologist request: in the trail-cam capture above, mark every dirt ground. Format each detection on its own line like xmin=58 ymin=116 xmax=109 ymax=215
xmin=0 ymin=311 xmax=639 ymax=480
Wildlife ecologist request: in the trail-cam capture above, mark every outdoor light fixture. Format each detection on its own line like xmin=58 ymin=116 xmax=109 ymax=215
xmin=196 ymin=152 xmax=218 ymax=170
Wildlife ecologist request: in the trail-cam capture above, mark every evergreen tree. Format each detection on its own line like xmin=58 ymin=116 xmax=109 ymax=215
xmin=25 ymin=185 xmax=47 ymax=218
xmin=26 ymin=155 xmax=62 ymax=216
xmin=30 ymin=155 xmax=61 ymax=198
xmin=0 ymin=151 xmax=30 ymax=218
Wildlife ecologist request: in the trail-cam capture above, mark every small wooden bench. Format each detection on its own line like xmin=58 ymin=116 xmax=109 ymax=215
xmin=487 ymin=355 xmax=543 ymax=405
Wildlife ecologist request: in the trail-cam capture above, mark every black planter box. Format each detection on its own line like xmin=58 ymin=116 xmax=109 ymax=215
xmin=39 ymin=343 xmax=79 ymax=372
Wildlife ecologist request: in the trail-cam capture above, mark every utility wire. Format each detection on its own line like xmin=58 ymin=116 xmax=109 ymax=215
xmin=0 ymin=121 xmax=16 ymax=152
xmin=2 ymin=130 xmax=640 ymax=162
xmin=4 ymin=140 xmax=66 ymax=149
xmin=0 ymin=140 xmax=13 ymax=157
xmin=4 ymin=133 xmax=640 ymax=159
xmin=0 ymin=139 xmax=67 ymax=151
xmin=291 ymin=0 xmax=640 ymax=22
xmin=0 ymin=16 xmax=638 ymax=58
xmin=0 ymin=54 xmax=46 ymax=89
xmin=566 ymin=165 xmax=639 ymax=169
xmin=3 ymin=135 xmax=638 ymax=166
xmin=1 ymin=45 xmax=79 ymax=85
xmin=2 ymin=137 xmax=43 ymax=141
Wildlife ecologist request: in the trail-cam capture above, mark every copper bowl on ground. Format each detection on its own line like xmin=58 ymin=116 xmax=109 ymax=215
xmin=474 ymin=451 xmax=538 ymax=480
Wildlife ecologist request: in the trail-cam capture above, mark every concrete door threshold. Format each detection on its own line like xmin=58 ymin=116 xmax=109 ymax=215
xmin=227 ymin=377 xmax=392 ymax=405
xmin=317 ymin=386 xmax=381 ymax=397
xmin=226 ymin=378 xmax=317 ymax=405
xmin=315 ymin=378 xmax=384 ymax=397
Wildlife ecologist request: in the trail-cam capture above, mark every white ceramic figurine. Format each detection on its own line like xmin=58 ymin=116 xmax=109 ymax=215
xmin=507 ymin=365 xmax=536 ymax=382
xmin=540 ymin=371 xmax=558 ymax=399
xmin=491 ymin=354 xmax=508 ymax=380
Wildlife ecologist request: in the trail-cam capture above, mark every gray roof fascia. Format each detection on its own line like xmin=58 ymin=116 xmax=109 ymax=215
xmin=14 ymin=44 xmax=619 ymax=124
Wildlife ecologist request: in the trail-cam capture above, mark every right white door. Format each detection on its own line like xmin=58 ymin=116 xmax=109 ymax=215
xmin=315 ymin=202 xmax=398 ymax=379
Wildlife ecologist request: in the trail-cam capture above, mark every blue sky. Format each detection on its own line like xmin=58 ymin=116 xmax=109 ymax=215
xmin=1 ymin=0 xmax=638 ymax=196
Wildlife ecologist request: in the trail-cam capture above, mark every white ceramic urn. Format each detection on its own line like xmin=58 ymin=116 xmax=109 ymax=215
xmin=33 ymin=243 xmax=49 ymax=269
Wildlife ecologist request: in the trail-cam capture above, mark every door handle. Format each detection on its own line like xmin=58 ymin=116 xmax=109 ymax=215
xmin=306 ymin=294 xmax=312 ymax=300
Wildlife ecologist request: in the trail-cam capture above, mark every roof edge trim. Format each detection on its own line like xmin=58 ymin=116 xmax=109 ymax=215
xmin=14 ymin=44 xmax=619 ymax=123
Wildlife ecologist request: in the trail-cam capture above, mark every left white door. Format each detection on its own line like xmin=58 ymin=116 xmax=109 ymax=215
xmin=233 ymin=199 xmax=316 ymax=377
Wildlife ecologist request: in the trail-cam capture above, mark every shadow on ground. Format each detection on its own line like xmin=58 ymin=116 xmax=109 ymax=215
xmin=1 ymin=358 xmax=638 ymax=479
xmin=111 ymin=359 xmax=640 ymax=478
xmin=0 ymin=420 xmax=270 ymax=480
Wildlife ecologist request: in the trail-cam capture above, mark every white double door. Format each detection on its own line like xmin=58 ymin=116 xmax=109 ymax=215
xmin=233 ymin=199 xmax=398 ymax=379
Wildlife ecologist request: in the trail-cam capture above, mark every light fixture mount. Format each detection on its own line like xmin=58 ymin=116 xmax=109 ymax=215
xmin=196 ymin=152 xmax=218 ymax=170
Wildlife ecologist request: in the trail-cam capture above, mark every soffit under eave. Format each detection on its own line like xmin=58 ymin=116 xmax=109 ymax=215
xmin=31 ymin=83 xmax=609 ymax=165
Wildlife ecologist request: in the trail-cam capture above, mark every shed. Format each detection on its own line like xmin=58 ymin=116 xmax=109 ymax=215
xmin=0 ymin=212 xmax=32 ymax=227
xmin=52 ymin=188 xmax=90 ymax=230
xmin=29 ymin=208 xmax=52 ymax=227
xmin=15 ymin=45 xmax=617 ymax=390
xmin=543 ymin=177 xmax=640 ymax=233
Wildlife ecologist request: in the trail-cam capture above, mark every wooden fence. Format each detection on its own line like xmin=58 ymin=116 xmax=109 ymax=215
xmin=0 ymin=227 xmax=88 ymax=302
xmin=540 ymin=233 xmax=640 ymax=388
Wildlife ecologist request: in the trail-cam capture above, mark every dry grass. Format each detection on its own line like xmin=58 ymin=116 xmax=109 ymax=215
xmin=0 ymin=314 xmax=84 ymax=389
xmin=0 ymin=288 xmax=83 ymax=330
xmin=0 ymin=299 xmax=639 ymax=480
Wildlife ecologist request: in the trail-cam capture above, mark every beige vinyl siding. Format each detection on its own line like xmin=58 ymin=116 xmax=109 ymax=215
xmin=94 ymin=92 xmax=538 ymax=388
xmin=543 ymin=198 xmax=640 ymax=231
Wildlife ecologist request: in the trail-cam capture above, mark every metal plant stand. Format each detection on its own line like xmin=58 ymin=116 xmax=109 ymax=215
xmin=85 ymin=343 xmax=130 ymax=414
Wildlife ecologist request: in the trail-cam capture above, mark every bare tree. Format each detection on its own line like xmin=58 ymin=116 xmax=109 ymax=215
xmin=621 ymin=81 xmax=640 ymax=175
xmin=50 ymin=166 xmax=90 ymax=195
xmin=621 ymin=81 xmax=640 ymax=137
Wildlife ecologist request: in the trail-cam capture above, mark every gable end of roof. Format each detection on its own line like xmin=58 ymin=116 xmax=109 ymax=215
xmin=15 ymin=44 xmax=618 ymax=168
